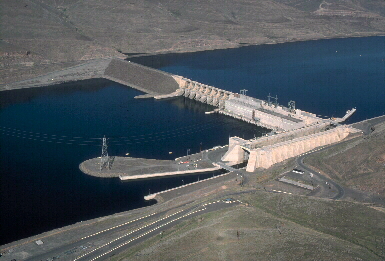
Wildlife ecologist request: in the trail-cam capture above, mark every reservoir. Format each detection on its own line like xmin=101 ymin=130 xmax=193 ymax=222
xmin=1 ymin=36 xmax=385 ymax=245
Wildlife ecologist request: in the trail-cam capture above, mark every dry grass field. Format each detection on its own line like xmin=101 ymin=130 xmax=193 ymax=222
xmin=2 ymin=0 xmax=385 ymax=84
xmin=112 ymin=192 xmax=385 ymax=261
xmin=306 ymin=123 xmax=385 ymax=197
xmin=108 ymin=124 xmax=385 ymax=260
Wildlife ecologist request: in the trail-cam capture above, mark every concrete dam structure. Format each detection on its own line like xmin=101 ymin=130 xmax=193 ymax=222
xmin=172 ymin=77 xmax=234 ymax=107
xmin=171 ymin=75 xmax=358 ymax=172
xmin=222 ymin=125 xmax=360 ymax=171
xmin=2 ymin=57 xmax=358 ymax=173
xmin=2 ymin=57 xmax=354 ymax=133
xmin=173 ymin=75 xmax=355 ymax=132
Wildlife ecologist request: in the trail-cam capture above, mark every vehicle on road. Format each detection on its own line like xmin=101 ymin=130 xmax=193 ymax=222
xmin=292 ymin=169 xmax=304 ymax=174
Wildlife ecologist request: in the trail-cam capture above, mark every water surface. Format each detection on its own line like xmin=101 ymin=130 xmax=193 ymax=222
xmin=0 ymin=79 xmax=262 ymax=245
xmin=1 ymin=36 xmax=385 ymax=245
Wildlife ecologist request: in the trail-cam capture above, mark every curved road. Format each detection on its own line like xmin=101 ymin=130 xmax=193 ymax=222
xmin=296 ymin=114 xmax=385 ymax=200
xmin=296 ymin=151 xmax=345 ymax=200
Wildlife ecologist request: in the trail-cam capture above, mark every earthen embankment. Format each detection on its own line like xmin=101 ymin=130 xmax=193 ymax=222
xmin=103 ymin=59 xmax=179 ymax=95
xmin=0 ymin=58 xmax=180 ymax=96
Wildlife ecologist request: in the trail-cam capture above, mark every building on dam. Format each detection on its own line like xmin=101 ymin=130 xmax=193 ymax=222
xmin=173 ymin=74 xmax=358 ymax=172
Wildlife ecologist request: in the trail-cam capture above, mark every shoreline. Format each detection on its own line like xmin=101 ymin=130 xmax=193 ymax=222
xmin=0 ymin=165 xmax=240 ymax=255
xmin=125 ymin=33 xmax=385 ymax=59
xmin=1 ymin=33 xmax=385 ymax=254
xmin=1 ymin=34 xmax=385 ymax=90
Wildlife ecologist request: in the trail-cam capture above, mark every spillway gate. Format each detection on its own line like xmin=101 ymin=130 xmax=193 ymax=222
xmin=180 ymin=79 xmax=234 ymax=108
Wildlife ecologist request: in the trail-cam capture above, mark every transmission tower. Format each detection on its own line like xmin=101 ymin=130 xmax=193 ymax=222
xmin=288 ymin=100 xmax=296 ymax=112
xmin=274 ymin=95 xmax=278 ymax=107
xmin=100 ymin=135 xmax=109 ymax=171
xmin=267 ymin=93 xmax=272 ymax=106
xmin=240 ymin=89 xmax=248 ymax=96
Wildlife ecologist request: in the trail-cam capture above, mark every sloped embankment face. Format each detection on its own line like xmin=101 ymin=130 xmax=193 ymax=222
xmin=103 ymin=59 xmax=180 ymax=95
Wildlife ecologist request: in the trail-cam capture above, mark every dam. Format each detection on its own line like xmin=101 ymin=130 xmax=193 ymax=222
xmin=2 ymin=57 xmax=357 ymax=175
xmin=170 ymin=74 xmax=356 ymax=132
xmin=2 ymin=57 xmax=355 ymax=132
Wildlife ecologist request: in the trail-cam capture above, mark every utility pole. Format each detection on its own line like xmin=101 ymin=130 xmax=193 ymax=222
xmin=267 ymin=93 xmax=272 ymax=106
xmin=288 ymin=100 xmax=296 ymax=112
xmin=274 ymin=95 xmax=278 ymax=107
xmin=240 ymin=89 xmax=248 ymax=96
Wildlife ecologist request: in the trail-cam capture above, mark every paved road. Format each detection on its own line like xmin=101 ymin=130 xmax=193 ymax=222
xmin=216 ymin=161 xmax=247 ymax=185
xmin=295 ymin=115 xmax=385 ymax=201
xmin=294 ymin=135 xmax=370 ymax=200
xmin=28 ymin=200 xmax=241 ymax=261
xmin=78 ymin=200 xmax=240 ymax=261
xmin=351 ymin=115 xmax=385 ymax=135
xmin=296 ymin=152 xmax=345 ymax=200
xmin=28 ymin=210 xmax=167 ymax=261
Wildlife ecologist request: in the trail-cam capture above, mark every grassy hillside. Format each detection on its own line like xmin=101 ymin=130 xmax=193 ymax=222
xmin=113 ymin=192 xmax=385 ymax=260
xmin=2 ymin=0 xmax=385 ymax=84
xmin=306 ymin=123 xmax=385 ymax=197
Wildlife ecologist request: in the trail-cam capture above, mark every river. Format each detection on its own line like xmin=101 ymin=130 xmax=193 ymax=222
xmin=1 ymin=36 xmax=384 ymax=245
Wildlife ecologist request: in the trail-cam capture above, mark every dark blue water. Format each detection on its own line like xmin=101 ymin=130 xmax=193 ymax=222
xmin=0 ymin=80 xmax=262 ymax=245
xmin=134 ymin=36 xmax=385 ymax=122
xmin=1 ymin=36 xmax=385 ymax=245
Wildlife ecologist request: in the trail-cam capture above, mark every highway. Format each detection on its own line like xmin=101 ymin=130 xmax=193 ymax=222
xmin=28 ymin=200 xmax=241 ymax=261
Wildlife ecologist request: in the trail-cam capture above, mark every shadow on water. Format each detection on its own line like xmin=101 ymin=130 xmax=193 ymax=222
xmin=0 ymin=78 xmax=112 ymax=109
